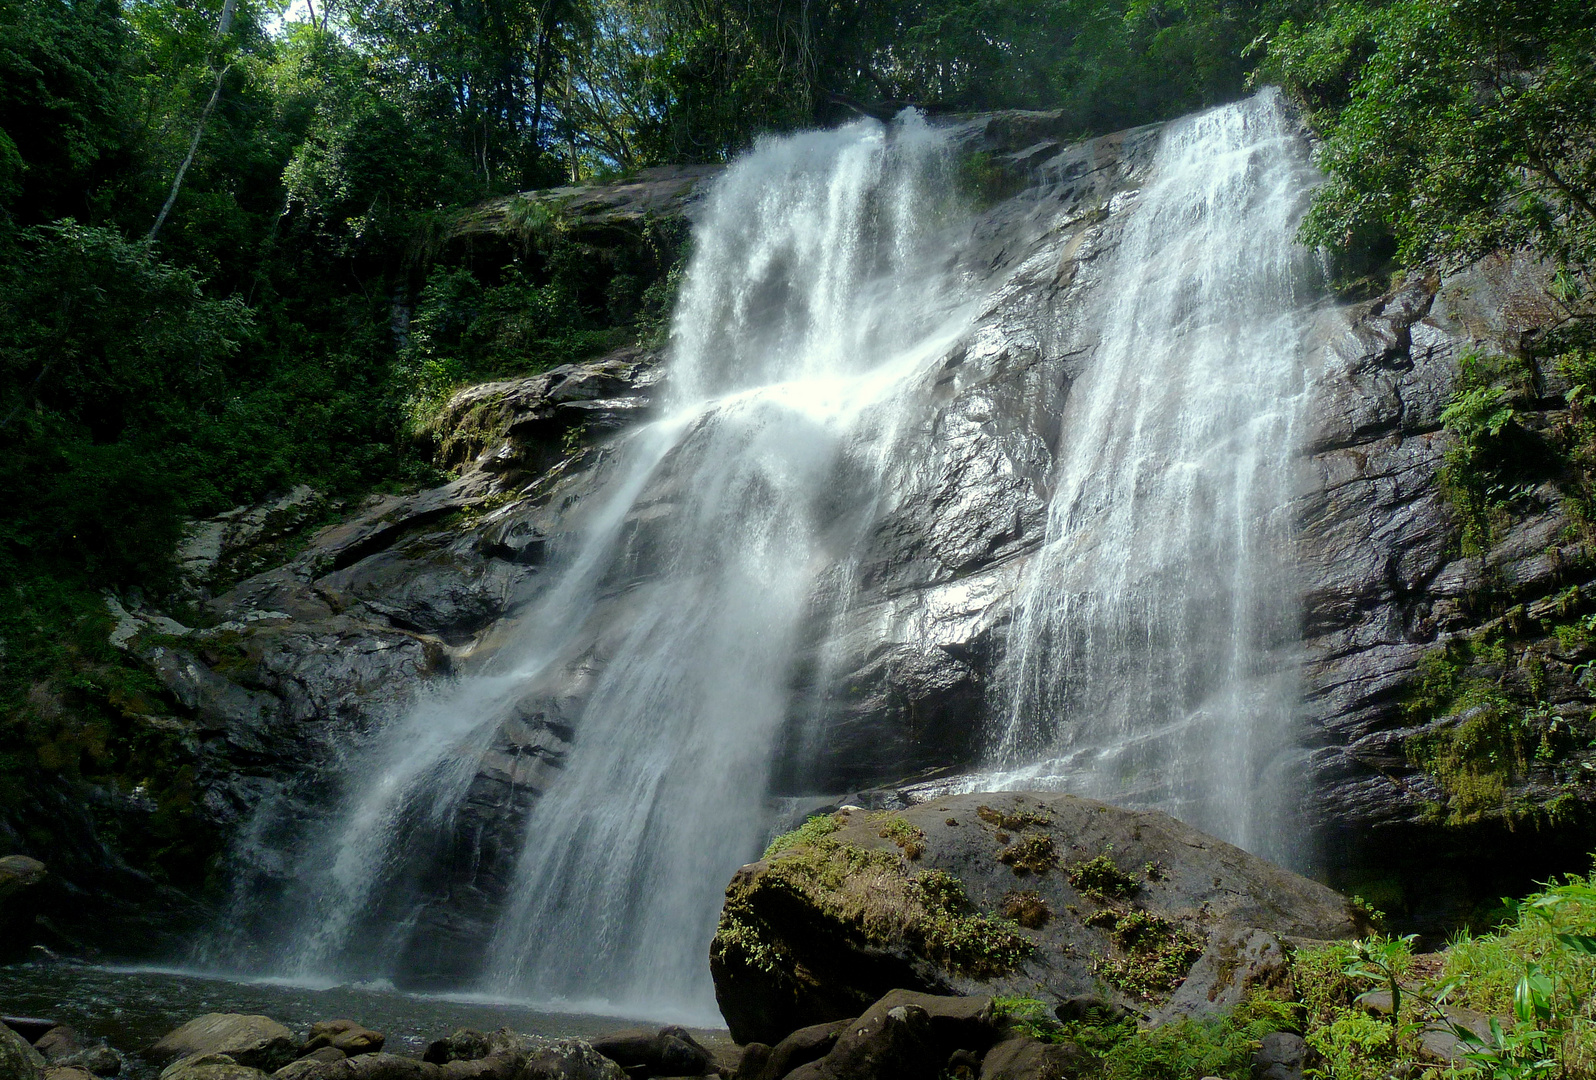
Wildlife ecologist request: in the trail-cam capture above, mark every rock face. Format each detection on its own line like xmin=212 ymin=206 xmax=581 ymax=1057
xmin=709 ymin=793 xmax=1359 ymax=1046
xmin=1294 ymin=253 xmax=1596 ymax=915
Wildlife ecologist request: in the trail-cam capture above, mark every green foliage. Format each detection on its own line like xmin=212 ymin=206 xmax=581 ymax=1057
xmin=1303 ymin=1008 xmax=1395 ymax=1080
xmin=977 ymin=803 xmax=1054 ymax=831
xmin=1430 ymin=872 xmax=1596 ymax=1080
xmin=1341 ymin=934 xmax=1417 ymax=1027
xmin=1068 ymin=853 xmax=1141 ymax=900
xmin=1087 ymin=907 xmax=1206 ymax=1001
xmin=1433 ymin=350 xmax=1549 ymax=557
xmin=874 ymin=814 xmax=928 ymax=860
xmin=1099 ymin=995 xmax=1294 ymax=1080
xmin=1443 ymin=872 xmax=1596 ymax=1019
xmin=1400 ymin=617 xmax=1594 ymax=828
xmin=997 ymin=832 xmax=1059 ymax=875
xmin=994 ymin=996 xmax=1074 ymax=1043
xmin=0 ymin=222 xmax=249 ymax=581
xmin=1262 ymin=0 xmax=1596 ymax=282
xmin=1295 ymin=941 xmax=1364 ymax=1028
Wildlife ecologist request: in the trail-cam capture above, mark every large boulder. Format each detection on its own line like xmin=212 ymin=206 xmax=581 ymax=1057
xmin=303 ymin=1023 xmax=384 ymax=1058
xmin=149 ymin=1017 xmax=298 ymax=1073
xmin=588 ymin=1028 xmax=711 ymax=1078
xmin=0 ymin=855 xmax=47 ymax=962
xmin=0 ymin=1025 xmax=45 ymax=1080
xmin=736 ymin=1022 xmax=849 ymax=1080
xmin=711 ymin=792 xmax=1362 ymax=1044
xmin=159 ymin=1055 xmax=269 ymax=1080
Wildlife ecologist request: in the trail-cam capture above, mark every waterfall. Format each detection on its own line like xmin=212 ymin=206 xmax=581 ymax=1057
xmin=976 ymin=88 xmax=1322 ymax=862
xmin=207 ymin=89 xmax=1325 ymax=1019
xmin=233 ymin=112 xmax=977 ymax=1020
xmin=477 ymin=114 xmax=969 ymax=1015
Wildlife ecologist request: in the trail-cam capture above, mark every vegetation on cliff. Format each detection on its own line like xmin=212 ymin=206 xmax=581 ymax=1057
xmin=976 ymin=868 xmax=1596 ymax=1080
xmin=1251 ymin=0 xmax=1596 ymax=846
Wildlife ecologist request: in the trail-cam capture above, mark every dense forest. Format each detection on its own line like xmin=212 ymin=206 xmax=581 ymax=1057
xmin=0 ymin=0 xmax=1593 ymax=887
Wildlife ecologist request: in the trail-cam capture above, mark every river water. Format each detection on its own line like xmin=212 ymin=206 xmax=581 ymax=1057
xmin=0 ymin=964 xmax=730 ymax=1078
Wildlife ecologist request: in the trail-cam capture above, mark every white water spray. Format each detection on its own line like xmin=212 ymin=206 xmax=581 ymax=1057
xmin=249 ymin=112 xmax=977 ymax=1018
xmin=978 ymin=89 xmax=1322 ymax=861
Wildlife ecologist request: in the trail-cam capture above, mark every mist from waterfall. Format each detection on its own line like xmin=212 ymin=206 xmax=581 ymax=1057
xmin=977 ymin=89 xmax=1322 ymax=862
xmin=229 ymin=111 xmax=976 ymax=1020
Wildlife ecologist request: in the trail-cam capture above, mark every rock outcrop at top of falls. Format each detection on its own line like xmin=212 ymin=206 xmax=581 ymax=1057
xmin=708 ymin=793 xmax=1361 ymax=1046
xmin=64 ymin=100 xmax=1585 ymax=965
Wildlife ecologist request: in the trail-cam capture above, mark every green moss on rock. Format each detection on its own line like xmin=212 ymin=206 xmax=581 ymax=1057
xmin=1086 ymin=908 xmax=1204 ymax=1001
xmin=714 ymin=833 xmax=1034 ymax=987
xmin=1068 ymin=854 xmax=1140 ymax=900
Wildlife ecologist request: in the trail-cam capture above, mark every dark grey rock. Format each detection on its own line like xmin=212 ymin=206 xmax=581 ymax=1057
xmin=1253 ymin=1032 xmax=1306 ymax=1080
xmin=588 ymin=1028 xmax=710 ymax=1078
xmin=303 ymin=1023 xmax=383 ymax=1058
xmin=32 ymin=1030 xmax=81 ymax=1065
xmin=743 ymin=1022 xmax=848 ymax=1080
xmin=977 ymin=1036 xmax=1089 ymax=1080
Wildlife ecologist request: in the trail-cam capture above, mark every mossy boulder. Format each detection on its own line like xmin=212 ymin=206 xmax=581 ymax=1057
xmin=710 ymin=792 xmax=1361 ymax=1044
xmin=0 ymin=1025 xmax=46 ymax=1080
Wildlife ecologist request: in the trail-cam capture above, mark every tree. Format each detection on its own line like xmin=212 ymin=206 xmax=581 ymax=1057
xmin=1261 ymin=0 xmax=1596 ymax=281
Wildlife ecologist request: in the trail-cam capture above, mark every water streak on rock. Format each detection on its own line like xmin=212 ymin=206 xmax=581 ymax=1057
xmin=975 ymin=89 xmax=1323 ymax=861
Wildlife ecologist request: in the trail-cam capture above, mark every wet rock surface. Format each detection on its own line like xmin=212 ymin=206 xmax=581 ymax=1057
xmin=74 ymin=112 xmax=1169 ymax=969
xmin=709 ymin=794 xmax=1359 ymax=1046
xmin=1294 ymin=251 xmax=1596 ymax=911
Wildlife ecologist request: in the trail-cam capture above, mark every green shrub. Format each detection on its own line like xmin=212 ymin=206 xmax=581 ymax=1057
xmin=1068 ymin=853 xmax=1141 ymax=900
xmin=1303 ymin=1008 xmax=1395 ymax=1080
xmin=1100 ymin=996 xmax=1293 ymax=1080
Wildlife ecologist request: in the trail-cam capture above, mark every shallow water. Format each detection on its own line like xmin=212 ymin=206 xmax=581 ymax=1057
xmin=0 ymin=963 xmax=729 ymax=1077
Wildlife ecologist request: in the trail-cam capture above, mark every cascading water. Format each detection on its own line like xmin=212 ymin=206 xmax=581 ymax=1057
xmin=478 ymin=116 xmax=972 ymax=1013
xmin=977 ymin=88 xmax=1323 ymax=862
xmin=229 ymin=112 xmax=980 ymax=1019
